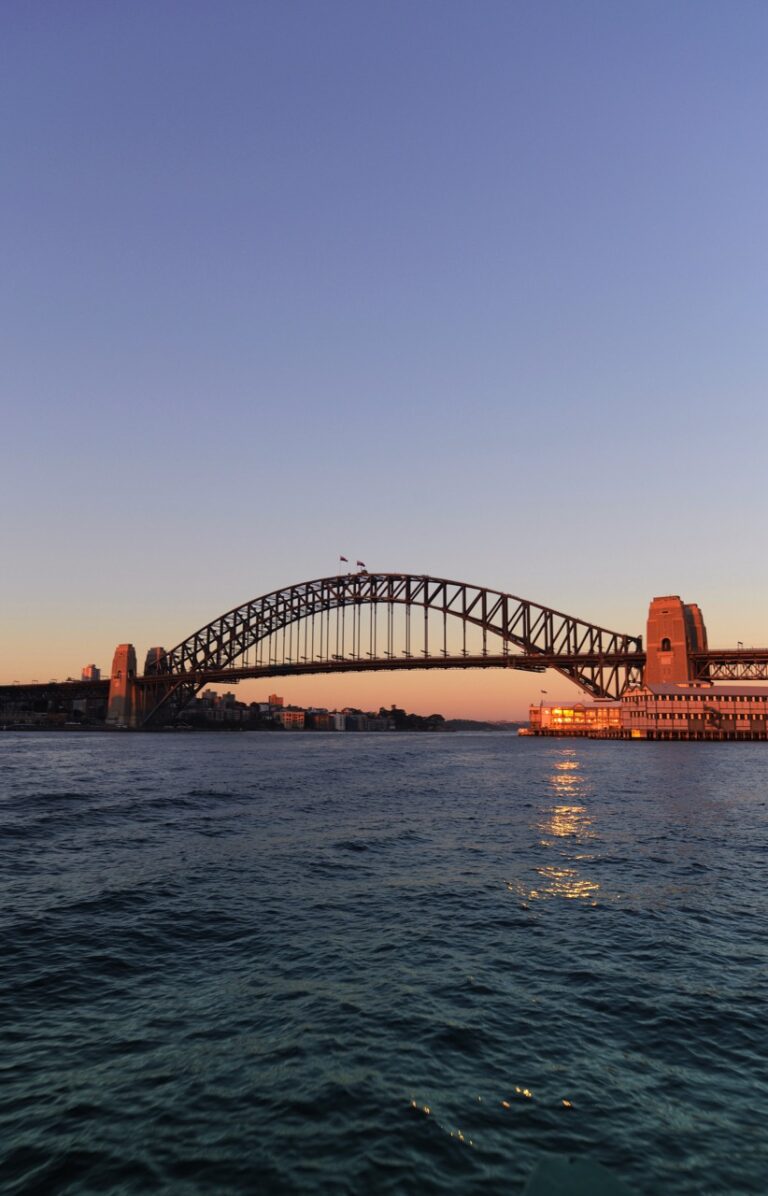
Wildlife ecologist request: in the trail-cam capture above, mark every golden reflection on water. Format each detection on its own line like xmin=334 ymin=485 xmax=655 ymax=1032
xmin=531 ymin=864 xmax=600 ymax=901
xmin=542 ymin=803 xmax=594 ymax=840
xmin=520 ymin=750 xmax=601 ymax=903
xmin=538 ymin=753 xmax=595 ymax=843
xmin=550 ymin=758 xmax=583 ymax=792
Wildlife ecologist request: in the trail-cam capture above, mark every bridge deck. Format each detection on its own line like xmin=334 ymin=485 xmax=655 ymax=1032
xmin=136 ymin=652 xmax=644 ymax=687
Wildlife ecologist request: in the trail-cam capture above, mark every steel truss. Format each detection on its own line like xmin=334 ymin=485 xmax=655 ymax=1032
xmin=138 ymin=573 xmax=644 ymax=725
xmin=692 ymin=652 xmax=768 ymax=682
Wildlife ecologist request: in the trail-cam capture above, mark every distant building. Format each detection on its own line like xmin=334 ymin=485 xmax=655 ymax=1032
xmin=274 ymin=710 xmax=304 ymax=729
xmin=306 ymin=712 xmax=333 ymax=730
xmin=81 ymin=664 xmax=101 ymax=682
xmin=268 ymin=693 xmax=284 ymax=709
xmin=181 ymin=689 xmax=251 ymax=723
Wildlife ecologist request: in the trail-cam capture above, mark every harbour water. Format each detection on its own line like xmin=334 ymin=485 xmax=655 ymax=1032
xmin=1 ymin=731 xmax=766 ymax=1193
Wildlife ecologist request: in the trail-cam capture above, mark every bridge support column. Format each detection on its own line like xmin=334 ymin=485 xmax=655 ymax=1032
xmin=644 ymin=597 xmax=708 ymax=685
xmin=106 ymin=644 xmax=137 ymax=727
xmin=134 ymin=648 xmax=169 ymax=728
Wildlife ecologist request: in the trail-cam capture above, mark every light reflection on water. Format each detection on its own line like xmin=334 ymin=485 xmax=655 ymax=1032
xmin=523 ymin=749 xmax=601 ymax=903
xmin=541 ymin=803 xmax=594 ymax=840
xmin=531 ymin=864 xmax=601 ymax=901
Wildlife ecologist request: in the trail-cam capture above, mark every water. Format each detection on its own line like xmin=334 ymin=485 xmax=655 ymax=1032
xmin=1 ymin=732 xmax=766 ymax=1194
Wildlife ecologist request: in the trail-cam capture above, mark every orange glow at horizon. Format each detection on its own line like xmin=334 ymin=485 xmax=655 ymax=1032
xmin=0 ymin=652 xmax=595 ymax=722
xmin=189 ymin=669 xmax=573 ymax=722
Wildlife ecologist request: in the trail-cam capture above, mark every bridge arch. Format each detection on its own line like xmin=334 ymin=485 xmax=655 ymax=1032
xmin=139 ymin=573 xmax=644 ymax=725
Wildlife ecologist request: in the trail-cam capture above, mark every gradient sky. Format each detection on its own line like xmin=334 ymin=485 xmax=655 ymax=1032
xmin=1 ymin=1 xmax=766 ymax=718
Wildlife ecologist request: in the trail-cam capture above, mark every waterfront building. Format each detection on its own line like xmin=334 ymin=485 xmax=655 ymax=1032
xmin=529 ymin=702 xmax=622 ymax=737
xmin=529 ymin=686 xmax=768 ymax=741
xmin=622 ymin=684 xmax=768 ymax=740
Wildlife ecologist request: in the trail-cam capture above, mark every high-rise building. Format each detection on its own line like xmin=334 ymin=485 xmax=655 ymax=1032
xmin=81 ymin=664 xmax=101 ymax=682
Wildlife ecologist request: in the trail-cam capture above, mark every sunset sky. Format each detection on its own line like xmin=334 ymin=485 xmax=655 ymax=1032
xmin=2 ymin=1 xmax=766 ymax=719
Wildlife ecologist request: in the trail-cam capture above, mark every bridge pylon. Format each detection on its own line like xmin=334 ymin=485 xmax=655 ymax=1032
xmin=644 ymin=597 xmax=708 ymax=685
xmin=106 ymin=644 xmax=138 ymax=727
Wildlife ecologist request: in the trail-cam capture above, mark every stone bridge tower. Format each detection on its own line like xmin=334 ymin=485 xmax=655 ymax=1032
xmin=644 ymin=596 xmax=708 ymax=685
xmin=106 ymin=643 xmax=137 ymax=726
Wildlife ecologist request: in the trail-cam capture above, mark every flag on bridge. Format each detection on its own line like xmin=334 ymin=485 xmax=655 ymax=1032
xmin=356 ymin=560 xmax=366 ymax=568
xmin=339 ymin=555 xmax=348 ymax=562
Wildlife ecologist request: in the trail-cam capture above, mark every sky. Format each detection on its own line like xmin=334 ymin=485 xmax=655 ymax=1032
xmin=1 ymin=0 xmax=766 ymax=719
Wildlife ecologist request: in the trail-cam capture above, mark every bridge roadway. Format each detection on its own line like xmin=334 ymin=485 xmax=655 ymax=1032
xmin=6 ymin=650 xmax=768 ymax=707
xmin=0 ymin=679 xmax=109 ymax=703
xmin=137 ymin=647 xmax=768 ymax=690
xmin=5 ymin=648 xmax=768 ymax=695
xmin=135 ymin=651 xmax=643 ymax=686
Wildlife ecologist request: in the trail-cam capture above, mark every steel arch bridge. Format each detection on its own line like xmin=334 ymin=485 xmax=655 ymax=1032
xmin=137 ymin=572 xmax=645 ymax=726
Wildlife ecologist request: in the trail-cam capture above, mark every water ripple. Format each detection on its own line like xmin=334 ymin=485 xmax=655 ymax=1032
xmin=0 ymin=732 xmax=767 ymax=1193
